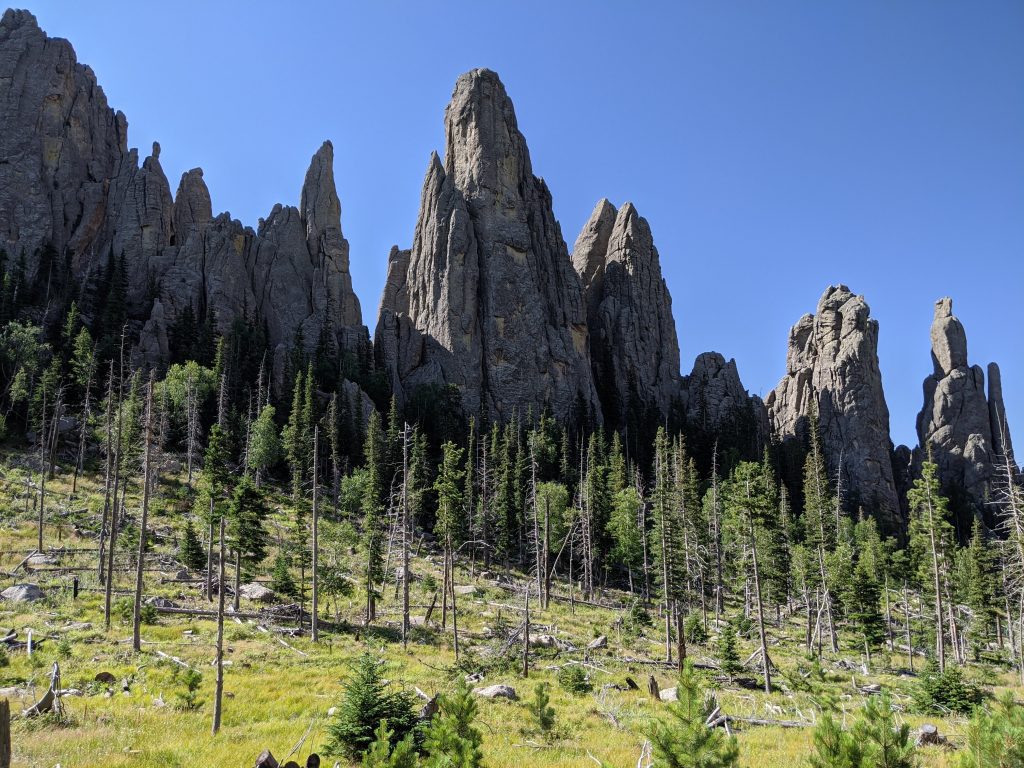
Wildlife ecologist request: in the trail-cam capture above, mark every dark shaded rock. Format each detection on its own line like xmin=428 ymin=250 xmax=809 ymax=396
xmin=572 ymin=199 xmax=679 ymax=427
xmin=255 ymin=750 xmax=279 ymax=768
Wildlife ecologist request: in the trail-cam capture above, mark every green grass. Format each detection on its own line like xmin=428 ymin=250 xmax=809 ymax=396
xmin=0 ymin=455 xmax=1018 ymax=767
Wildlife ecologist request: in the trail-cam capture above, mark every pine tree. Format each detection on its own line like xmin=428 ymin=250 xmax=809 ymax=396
xmin=422 ymin=680 xmax=484 ymax=768
xmin=227 ymin=475 xmax=268 ymax=581
xmin=527 ymin=683 xmax=556 ymax=736
xmin=362 ymin=410 xmax=387 ymax=622
xmin=180 ymin=520 xmax=206 ymax=571
xmin=323 ymin=653 xmax=417 ymax=759
xmin=908 ymin=459 xmax=954 ymax=671
xmin=647 ymin=660 xmax=740 ymax=768
xmin=851 ymin=693 xmax=915 ymax=768
xmin=247 ymin=404 xmax=280 ymax=486
xmin=808 ymin=713 xmax=863 ymax=768
xmin=270 ymin=551 xmax=298 ymax=598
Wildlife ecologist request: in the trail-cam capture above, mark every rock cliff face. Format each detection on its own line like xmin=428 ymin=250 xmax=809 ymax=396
xmin=766 ymin=285 xmax=902 ymax=528
xmin=571 ymin=199 xmax=680 ymax=428
xmin=916 ymin=298 xmax=1015 ymax=525
xmin=0 ymin=10 xmax=367 ymax=378
xmin=375 ymin=69 xmax=599 ymax=424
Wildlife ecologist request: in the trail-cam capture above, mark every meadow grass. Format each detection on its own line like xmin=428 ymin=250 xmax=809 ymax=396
xmin=0 ymin=456 xmax=1018 ymax=767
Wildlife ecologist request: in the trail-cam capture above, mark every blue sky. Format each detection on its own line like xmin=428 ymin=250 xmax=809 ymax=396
xmin=27 ymin=1 xmax=1023 ymax=448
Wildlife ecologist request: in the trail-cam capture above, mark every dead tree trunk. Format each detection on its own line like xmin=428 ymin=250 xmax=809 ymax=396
xmin=212 ymin=516 xmax=226 ymax=735
xmin=400 ymin=424 xmax=410 ymax=648
xmin=132 ymin=376 xmax=154 ymax=652
xmin=312 ymin=425 xmax=320 ymax=643
xmin=522 ymin=584 xmax=530 ymax=678
xmin=97 ymin=364 xmax=115 ymax=586
xmin=103 ymin=336 xmax=127 ymax=631
xmin=37 ymin=385 xmax=46 ymax=551
xmin=0 ymin=698 xmax=9 ymax=768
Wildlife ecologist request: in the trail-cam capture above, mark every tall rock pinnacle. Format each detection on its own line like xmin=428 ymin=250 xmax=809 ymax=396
xmin=375 ymin=68 xmax=599 ymax=424
xmin=916 ymin=297 xmax=1015 ymax=528
xmin=571 ymin=199 xmax=680 ymax=429
xmin=766 ymin=285 xmax=902 ymax=529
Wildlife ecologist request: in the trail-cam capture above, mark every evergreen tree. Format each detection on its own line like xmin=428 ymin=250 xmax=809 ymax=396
xmin=247 ymin=404 xmax=281 ymax=486
xmin=851 ymin=692 xmax=915 ymax=768
xmin=323 ymin=653 xmax=418 ymax=759
xmin=908 ymin=459 xmax=954 ymax=671
xmin=270 ymin=551 xmax=298 ymax=598
xmin=180 ymin=519 xmax=206 ymax=572
xmin=422 ymin=681 xmax=484 ymax=768
xmin=362 ymin=410 xmax=387 ymax=621
xmin=227 ymin=475 xmax=268 ymax=580
xmin=647 ymin=660 xmax=740 ymax=768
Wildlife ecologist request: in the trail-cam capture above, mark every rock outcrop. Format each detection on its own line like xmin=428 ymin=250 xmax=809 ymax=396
xmin=571 ymin=199 xmax=680 ymax=428
xmin=0 ymin=11 xmax=368 ymax=382
xmin=375 ymin=69 xmax=599 ymax=424
xmin=916 ymin=298 xmax=1015 ymax=525
xmin=766 ymin=285 xmax=901 ymax=529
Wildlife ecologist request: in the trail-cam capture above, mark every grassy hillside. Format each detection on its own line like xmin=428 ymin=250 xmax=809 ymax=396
xmin=0 ymin=455 xmax=1017 ymax=768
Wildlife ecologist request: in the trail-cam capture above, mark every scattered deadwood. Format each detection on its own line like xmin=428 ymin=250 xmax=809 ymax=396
xmin=23 ymin=662 xmax=61 ymax=717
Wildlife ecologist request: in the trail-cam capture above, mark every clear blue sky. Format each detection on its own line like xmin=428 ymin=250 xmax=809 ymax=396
xmin=26 ymin=1 xmax=1024 ymax=448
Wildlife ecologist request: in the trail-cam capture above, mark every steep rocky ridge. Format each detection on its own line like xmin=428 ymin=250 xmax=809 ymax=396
xmin=571 ymin=199 xmax=680 ymax=429
xmin=767 ymin=285 xmax=902 ymax=529
xmin=0 ymin=10 xmax=367 ymax=380
xmin=375 ymin=68 xmax=599 ymax=424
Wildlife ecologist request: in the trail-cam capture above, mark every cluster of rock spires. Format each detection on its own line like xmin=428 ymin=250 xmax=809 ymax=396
xmin=915 ymin=298 xmax=1015 ymax=529
xmin=0 ymin=8 xmax=367 ymax=383
xmin=0 ymin=10 xmax=1016 ymax=532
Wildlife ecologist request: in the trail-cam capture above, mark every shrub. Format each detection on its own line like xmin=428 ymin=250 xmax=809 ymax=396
xmin=526 ymin=683 xmax=555 ymax=736
xmin=557 ymin=664 xmax=592 ymax=696
xmin=685 ymin=613 xmax=708 ymax=645
xmin=648 ymin=660 xmax=739 ymax=768
xmin=422 ymin=680 xmax=484 ymax=768
xmin=55 ymin=638 xmax=73 ymax=660
xmin=175 ymin=669 xmax=202 ymax=711
xmin=324 ymin=653 xmax=418 ymax=759
xmin=625 ymin=600 xmax=652 ymax=632
xmin=913 ymin=659 xmax=982 ymax=715
xmin=180 ymin=519 xmax=206 ymax=571
xmin=958 ymin=692 xmax=1024 ymax=768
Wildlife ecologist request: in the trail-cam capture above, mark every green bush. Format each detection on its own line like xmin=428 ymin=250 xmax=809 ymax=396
xmin=324 ymin=653 xmax=418 ymax=759
xmin=959 ymin=692 xmax=1024 ymax=768
xmin=526 ymin=683 xmax=555 ymax=737
xmin=175 ymin=669 xmax=202 ymax=711
xmin=684 ymin=613 xmax=708 ymax=645
xmin=625 ymin=600 xmax=652 ymax=632
xmin=557 ymin=664 xmax=592 ymax=696
xmin=913 ymin=659 xmax=983 ymax=715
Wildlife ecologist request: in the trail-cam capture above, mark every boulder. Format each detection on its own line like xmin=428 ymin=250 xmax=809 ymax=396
xmin=453 ymin=585 xmax=477 ymax=596
xmin=1 ymin=584 xmax=44 ymax=602
xmin=473 ymin=684 xmax=517 ymax=700
xmin=26 ymin=554 xmax=57 ymax=566
xmin=529 ymin=634 xmax=558 ymax=648
xmin=587 ymin=635 xmax=608 ymax=650
xmin=239 ymin=583 xmax=276 ymax=603
xmin=145 ymin=596 xmax=179 ymax=609
xmin=659 ymin=687 xmax=678 ymax=702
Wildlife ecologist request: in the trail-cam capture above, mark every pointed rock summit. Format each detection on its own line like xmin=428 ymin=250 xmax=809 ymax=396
xmin=916 ymin=297 xmax=1015 ymax=525
xmin=767 ymin=285 xmax=901 ymax=528
xmin=375 ymin=69 xmax=599 ymax=424
xmin=571 ymin=199 xmax=680 ymax=428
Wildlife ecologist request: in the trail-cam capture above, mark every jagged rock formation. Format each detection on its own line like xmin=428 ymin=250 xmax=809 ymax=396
xmin=0 ymin=10 xmax=367 ymax=379
xmin=682 ymin=352 xmax=767 ymax=435
xmin=375 ymin=69 xmax=599 ymax=424
xmin=766 ymin=285 xmax=902 ymax=528
xmin=916 ymin=298 xmax=1015 ymax=525
xmin=571 ymin=199 xmax=680 ymax=428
